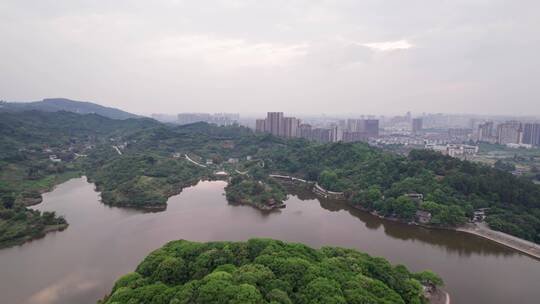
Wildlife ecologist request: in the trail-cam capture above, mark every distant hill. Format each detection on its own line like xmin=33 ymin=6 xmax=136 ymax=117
xmin=0 ymin=98 xmax=140 ymax=120
xmin=0 ymin=111 xmax=160 ymax=151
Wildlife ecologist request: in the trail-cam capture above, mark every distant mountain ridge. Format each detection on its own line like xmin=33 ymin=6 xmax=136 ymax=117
xmin=0 ymin=98 xmax=140 ymax=120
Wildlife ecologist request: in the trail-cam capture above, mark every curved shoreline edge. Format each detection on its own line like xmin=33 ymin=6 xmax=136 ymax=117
xmin=376 ymin=210 xmax=540 ymax=261
xmin=455 ymin=223 xmax=540 ymax=260
xmin=271 ymin=174 xmax=540 ymax=261
xmin=0 ymin=223 xmax=68 ymax=249
xmin=349 ymin=203 xmax=540 ymax=261
xmin=39 ymin=175 xmax=540 ymax=261
xmin=428 ymin=289 xmax=450 ymax=304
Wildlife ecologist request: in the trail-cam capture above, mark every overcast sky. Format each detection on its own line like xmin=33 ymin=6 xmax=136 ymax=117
xmin=1 ymin=0 xmax=539 ymax=116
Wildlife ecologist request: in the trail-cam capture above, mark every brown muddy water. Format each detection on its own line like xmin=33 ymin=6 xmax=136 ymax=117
xmin=0 ymin=177 xmax=538 ymax=303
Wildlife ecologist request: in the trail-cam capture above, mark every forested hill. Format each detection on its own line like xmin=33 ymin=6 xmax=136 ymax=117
xmin=0 ymin=98 xmax=140 ymax=120
xmin=271 ymin=144 xmax=540 ymax=243
xmin=0 ymin=111 xmax=159 ymax=155
xmin=1 ymin=110 xmax=540 ymax=246
xmin=100 ymin=239 xmax=443 ymax=304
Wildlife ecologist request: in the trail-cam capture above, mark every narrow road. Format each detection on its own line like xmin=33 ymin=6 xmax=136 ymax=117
xmin=112 ymin=146 xmax=122 ymax=155
xmin=184 ymin=154 xmax=207 ymax=168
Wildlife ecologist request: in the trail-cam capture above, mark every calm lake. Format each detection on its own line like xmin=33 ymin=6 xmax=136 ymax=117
xmin=0 ymin=177 xmax=539 ymax=303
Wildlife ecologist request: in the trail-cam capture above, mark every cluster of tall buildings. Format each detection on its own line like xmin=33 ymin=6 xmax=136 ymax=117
xmin=255 ymin=112 xmax=380 ymax=143
xmin=343 ymin=119 xmax=380 ymax=139
xmin=523 ymin=123 xmax=540 ymax=146
xmin=255 ymin=112 xmax=301 ymax=138
xmin=177 ymin=113 xmax=239 ymax=126
xmin=476 ymin=121 xmax=495 ymax=142
xmin=476 ymin=121 xmax=540 ymax=146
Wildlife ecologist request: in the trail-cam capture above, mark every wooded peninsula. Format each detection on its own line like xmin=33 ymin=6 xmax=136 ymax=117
xmin=1 ymin=110 xmax=540 ymax=249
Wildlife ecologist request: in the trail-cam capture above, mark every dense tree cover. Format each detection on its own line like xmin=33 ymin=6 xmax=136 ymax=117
xmin=0 ymin=145 xmax=78 ymax=247
xmin=101 ymin=239 xmax=441 ymax=304
xmin=0 ymin=111 xmax=159 ymax=153
xmin=0 ymin=111 xmax=160 ymax=246
xmin=80 ymin=121 xmax=257 ymax=208
xmin=493 ymin=160 xmax=516 ymax=173
xmin=408 ymin=150 xmax=540 ymax=241
xmin=0 ymin=192 xmax=67 ymax=248
xmin=2 ymin=110 xmax=540 ymax=245
xmin=0 ymin=160 xmax=75 ymax=247
xmin=259 ymin=143 xmax=540 ymax=243
xmin=318 ymin=170 xmax=345 ymax=192
xmin=84 ymin=153 xmax=207 ymax=208
xmin=225 ymin=175 xmax=287 ymax=209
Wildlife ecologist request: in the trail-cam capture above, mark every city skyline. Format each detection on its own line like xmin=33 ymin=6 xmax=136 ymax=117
xmin=5 ymin=97 xmax=540 ymax=120
xmin=167 ymin=109 xmax=540 ymax=151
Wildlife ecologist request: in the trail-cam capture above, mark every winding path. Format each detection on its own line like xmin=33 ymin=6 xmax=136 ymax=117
xmin=112 ymin=146 xmax=122 ymax=155
xmin=184 ymin=154 xmax=207 ymax=168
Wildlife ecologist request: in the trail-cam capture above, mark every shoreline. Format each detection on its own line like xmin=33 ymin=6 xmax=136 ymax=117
xmin=350 ymin=204 xmax=540 ymax=260
xmin=0 ymin=223 xmax=68 ymax=250
xmin=427 ymin=288 xmax=450 ymax=304
xmin=0 ymin=173 xmax=81 ymax=250
xmin=228 ymin=199 xmax=285 ymax=211
xmin=14 ymin=175 xmax=540 ymax=261
xmin=23 ymin=170 xmax=83 ymax=207
xmin=455 ymin=223 xmax=540 ymax=260
xmin=273 ymin=174 xmax=540 ymax=261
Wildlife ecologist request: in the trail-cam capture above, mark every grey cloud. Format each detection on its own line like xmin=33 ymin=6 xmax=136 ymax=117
xmin=0 ymin=0 xmax=539 ymax=115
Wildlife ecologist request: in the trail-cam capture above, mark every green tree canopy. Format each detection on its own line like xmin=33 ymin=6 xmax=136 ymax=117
xmin=101 ymin=239 xmax=434 ymax=304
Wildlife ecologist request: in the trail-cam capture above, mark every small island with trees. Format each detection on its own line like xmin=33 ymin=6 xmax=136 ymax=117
xmin=225 ymin=175 xmax=287 ymax=210
xmin=100 ymin=238 xmax=444 ymax=304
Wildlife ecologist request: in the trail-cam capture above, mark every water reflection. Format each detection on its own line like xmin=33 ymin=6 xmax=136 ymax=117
xmin=284 ymin=185 xmax=515 ymax=259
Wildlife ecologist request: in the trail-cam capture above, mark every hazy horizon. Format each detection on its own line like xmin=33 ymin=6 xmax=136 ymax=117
xmin=5 ymin=97 xmax=540 ymax=119
xmin=1 ymin=1 xmax=539 ymax=116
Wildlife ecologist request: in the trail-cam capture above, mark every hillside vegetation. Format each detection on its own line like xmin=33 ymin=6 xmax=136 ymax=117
xmin=225 ymin=175 xmax=287 ymax=209
xmin=1 ymin=110 xmax=540 ymax=246
xmin=259 ymin=142 xmax=540 ymax=242
xmin=0 ymin=98 xmax=140 ymax=119
xmin=100 ymin=239 xmax=442 ymax=304
xmin=0 ymin=111 xmax=159 ymax=246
